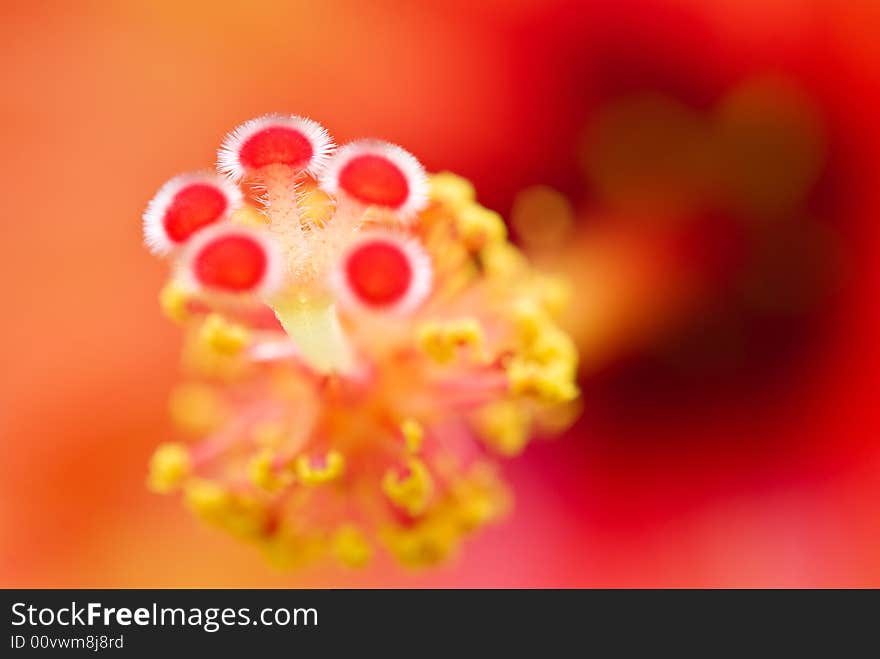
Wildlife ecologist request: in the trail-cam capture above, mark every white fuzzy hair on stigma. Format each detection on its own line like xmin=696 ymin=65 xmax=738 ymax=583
xmin=143 ymin=172 xmax=243 ymax=256
xmin=330 ymin=231 xmax=433 ymax=315
xmin=319 ymin=140 xmax=429 ymax=218
xmin=177 ymin=224 xmax=286 ymax=299
xmin=217 ymin=114 xmax=336 ymax=182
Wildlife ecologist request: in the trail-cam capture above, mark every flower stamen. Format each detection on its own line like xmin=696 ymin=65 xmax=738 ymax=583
xmin=144 ymin=116 xmax=579 ymax=569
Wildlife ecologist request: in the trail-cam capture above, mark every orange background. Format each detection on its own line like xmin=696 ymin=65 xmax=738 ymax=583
xmin=2 ymin=0 xmax=879 ymax=587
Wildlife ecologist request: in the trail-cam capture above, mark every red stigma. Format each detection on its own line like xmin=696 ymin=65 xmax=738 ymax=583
xmin=345 ymin=240 xmax=413 ymax=307
xmin=194 ymin=234 xmax=268 ymax=292
xmin=238 ymin=126 xmax=314 ymax=171
xmin=338 ymin=154 xmax=409 ymax=208
xmin=163 ymin=183 xmax=228 ymax=243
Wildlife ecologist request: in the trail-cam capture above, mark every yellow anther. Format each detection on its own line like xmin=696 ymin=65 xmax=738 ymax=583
xmin=169 ymin=383 xmax=225 ymax=435
xmin=456 ymin=203 xmax=507 ymax=250
xmin=513 ymin=300 xmax=548 ymax=343
xmin=182 ymin=329 xmax=250 ymax=381
xmin=332 ymin=525 xmax=372 ymax=568
xmin=295 ymin=450 xmax=345 ymax=485
xmin=479 ymin=241 xmax=526 ymax=278
xmin=429 ymin=171 xmax=475 ymax=208
xmin=248 ymin=450 xmax=274 ymax=490
xmin=475 ymin=401 xmax=530 ymax=457
xmin=448 ymin=317 xmax=485 ymax=349
xmin=261 ymin=533 xmax=325 ymax=570
xmin=466 ymin=466 xmax=511 ymax=528
xmin=184 ymin=479 xmax=229 ymax=516
xmin=222 ymin=506 xmax=267 ymax=539
xmin=532 ymin=274 xmax=572 ymax=319
xmin=417 ymin=321 xmax=456 ymax=364
xmin=510 ymin=302 xmax=579 ymax=393
xmin=400 ymin=418 xmax=424 ymax=453
xmin=450 ymin=475 xmax=507 ymax=530
xmin=507 ymin=358 xmax=580 ymax=404
xmin=147 ymin=443 xmax=191 ymax=493
xmin=382 ymin=457 xmax=434 ymax=516
xmin=507 ymin=358 xmax=540 ymax=393
xmin=455 ymin=488 xmax=500 ymax=531
xmin=248 ymin=449 xmax=293 ymax=492
xmin=198 ymin=313 xmax=250 ymax=356
xmin=528 ymin=327 xmax=578 ymax=366
xmin=381 ymin=516 xmax=457 ymax=568
xmin=159 ymin=281 xmax=189 ymax=323
xmin=507 ymin=358 xmax=540 ymax=395
xmin=184 ymin=480 xmax=265 ymax=538
xmin=417 ymin=318 xmax=487 ymax=364
xmin=381 ymin=467 xmax=511 ymax=567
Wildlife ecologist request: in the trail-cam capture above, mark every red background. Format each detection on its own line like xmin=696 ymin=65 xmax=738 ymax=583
xmin=2 ymin=0 xmax=879 ymax=587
